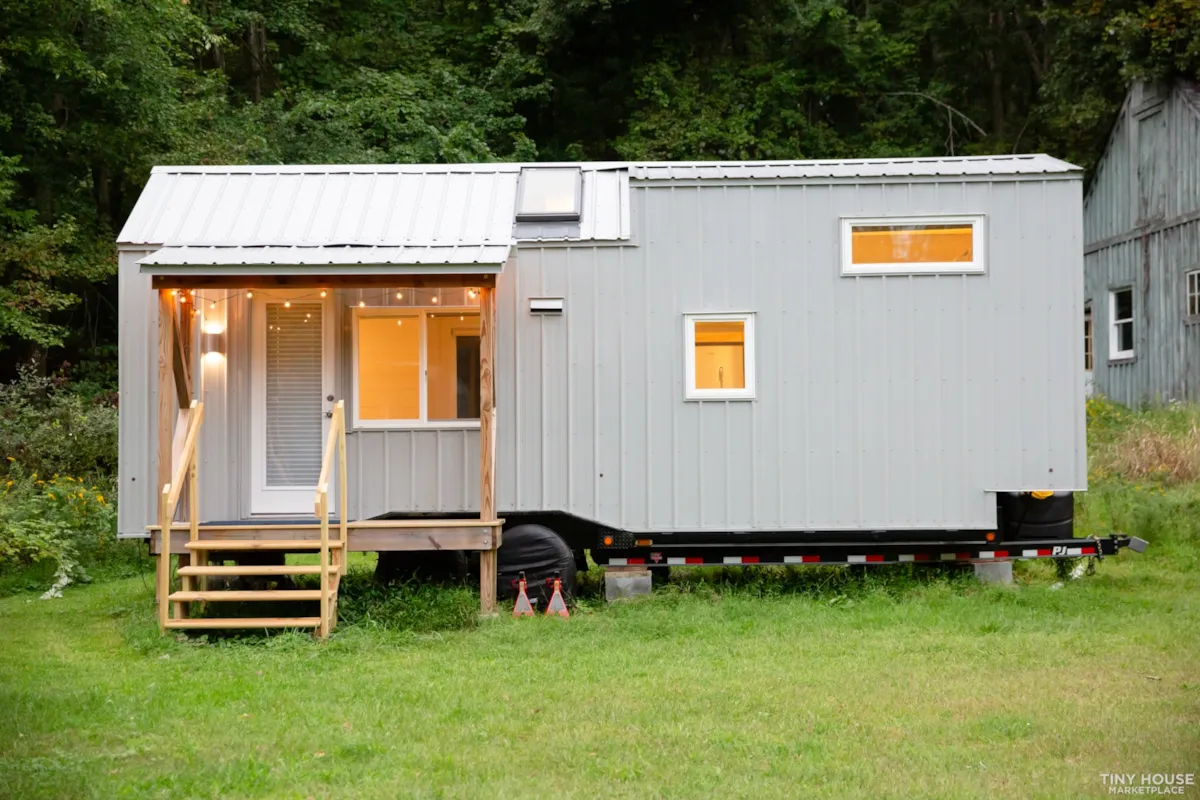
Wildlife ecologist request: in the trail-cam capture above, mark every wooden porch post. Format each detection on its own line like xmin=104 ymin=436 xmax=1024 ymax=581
xmin=479 ymin=285 xmax=498 ymax=615
xmin=156 ymin=290 xmax=175 ymax=629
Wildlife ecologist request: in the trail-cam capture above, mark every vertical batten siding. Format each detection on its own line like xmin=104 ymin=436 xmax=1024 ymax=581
xmin=117 ymin=250 xmax=156 ymax=536
xmin=1085 ymin=81 xmax=1200 ymax=404
xmin=493 ymin=175 xmax=1082 ymax=532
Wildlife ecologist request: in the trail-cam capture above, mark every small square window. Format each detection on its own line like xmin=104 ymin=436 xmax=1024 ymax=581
xmin=516 ymin=167 xmax=581 ymax=222
xmin=1187 ymin=270 xmax=1200 ymax=318
xmin=1110 ymin=287 xmax=1134 ymax=360
xmin=684 ymin=313 xmax=755 ymax=400
xmin=841 ymin=215 xmax=985 ymax=276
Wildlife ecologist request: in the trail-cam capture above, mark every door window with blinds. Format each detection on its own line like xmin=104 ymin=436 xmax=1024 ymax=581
xmin=264 ymin=302 xmax=325 ymax=486
xmin=840 ymin=215 xmax=986 ymax=275
xmin=684 ymin=313 xmax=756 ymax=400
xmin=353 ymin=308 xmax=482 ymax=428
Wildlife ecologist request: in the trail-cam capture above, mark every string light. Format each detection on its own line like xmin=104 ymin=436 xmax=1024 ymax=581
xmin=467 ymin=289 xmax=476 ymax=299
xmin=210 ymin=301 xmax=217 ymax=309
xmin=358 ymin=300 xmax=365 ymax=307
xmin=320 ymin=290 xmax=327 ymax=298
xmin=396 ymin=291 xmax=403 ymax=300
xmin=396 ymin=319 xmax=403 ymax=326
xmin=188 ymin=290 xmax=196 ymax=296
xmin=169 ymin=289 xmax=177 ymax=297
xmin=284 ymin=300 xmax=291 ymax=308
xmin=246 ymin=291 xmax=253 ymax=299
xmin=431 ymin=296 xmax=439 ymax=304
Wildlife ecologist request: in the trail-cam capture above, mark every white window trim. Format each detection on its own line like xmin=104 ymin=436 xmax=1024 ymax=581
xmin=351 ymin=306 xmax=482 ymax=430
xmin=1187 ymin=270 xmax=1200 ymax=319
xmin=839 ymin=214 xmax=986 ymax=276
xmin=1109 ymin=287 xmax=1135 ymax=360
xmin=684 ymin=312 xmax=756 ymax=401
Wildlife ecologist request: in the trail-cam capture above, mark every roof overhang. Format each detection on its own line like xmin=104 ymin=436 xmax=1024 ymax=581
xmin=138 ymin=243 xmax=510 ymax=289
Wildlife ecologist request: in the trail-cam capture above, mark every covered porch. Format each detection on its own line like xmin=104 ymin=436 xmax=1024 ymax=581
xmin=145 ymin=264 xmax=504 ymax=638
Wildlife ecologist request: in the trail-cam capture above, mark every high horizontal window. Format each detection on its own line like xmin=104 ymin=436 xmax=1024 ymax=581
xmin=353 ymin=309 xmax=481 ymax=428
xmin=1084 ymin=303 xmax=1093 ymax=372
xmin=841 ymin=215 xmax=985 ymax=275
xmin=516 ymin=167 xmax=582 ymax=222
xmin=1187 ymin=270 xmax=1200 ymax=318
xmin=684 ymin=313 xmax=755 ymax=400
xmin=1110 ymin=287 xmax=1134 ymax=360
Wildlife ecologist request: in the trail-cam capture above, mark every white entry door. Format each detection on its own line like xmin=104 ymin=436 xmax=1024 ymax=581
xmin=250 ymin=290 xmax=335 ymax=515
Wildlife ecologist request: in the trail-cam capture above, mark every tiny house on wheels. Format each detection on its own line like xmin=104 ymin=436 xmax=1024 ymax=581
xmin=117 ymin=156 xmax=1142 ymax=637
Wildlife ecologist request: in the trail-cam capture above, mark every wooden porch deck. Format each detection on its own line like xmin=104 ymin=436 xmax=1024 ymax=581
xmin=148 ymin=519 xmax=503 ymax=554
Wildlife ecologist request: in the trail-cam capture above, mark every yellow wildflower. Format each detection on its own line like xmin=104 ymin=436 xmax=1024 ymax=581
xmin=5 ymin=456 xmax=13 ymax=462
xmin=97 ymin=495 xmax=106 ymax=505
xmin=47 ymin=492 xmax=55 ymax=500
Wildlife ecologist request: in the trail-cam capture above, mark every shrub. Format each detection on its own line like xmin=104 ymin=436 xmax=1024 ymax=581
xmin=0 ymin=468 xmax=118 ymax=593
xmin=0 ymin=363 xmax=118 ymax=481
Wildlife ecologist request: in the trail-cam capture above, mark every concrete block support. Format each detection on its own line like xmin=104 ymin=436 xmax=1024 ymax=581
xmin=604 ymin=567 xmax=652 ymax=601
xmin=973 ymin=559 xmax=1013 ymax=585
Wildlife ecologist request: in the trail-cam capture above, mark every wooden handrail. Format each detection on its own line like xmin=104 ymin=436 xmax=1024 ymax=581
xmin=159 ymin=399 xmax=203 ymax=631
xmin=164 ymin=400 xmax=204 ymax=515
xmin=314 ymin=400 xmax=348 ymax=638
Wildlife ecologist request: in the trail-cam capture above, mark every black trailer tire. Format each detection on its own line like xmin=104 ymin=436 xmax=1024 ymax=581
xmin=498 ymin=524 xmax=577 ymax=608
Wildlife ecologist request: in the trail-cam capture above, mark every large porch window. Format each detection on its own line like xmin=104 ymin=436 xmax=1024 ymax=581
xmin=353 ymin=306 xmax=482 ymax=428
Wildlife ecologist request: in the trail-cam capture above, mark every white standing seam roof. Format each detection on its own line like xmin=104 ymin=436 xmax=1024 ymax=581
xmin=119 ymin=156 xmax=1079 ymax=266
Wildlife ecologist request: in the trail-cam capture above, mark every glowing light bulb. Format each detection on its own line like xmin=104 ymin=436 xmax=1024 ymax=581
xmin=396 ymin=319 xmax=403 ymax=326
xmin=284 ymin=300 xmax=291 ymax=308
xmin=358 ymin=301 xmax=365 ymax=308
xmin=170 ymin=290 xmax=177 ymax=297
xmin=431 ymin=296 xmax=439 ymax=303
xmin=188 ymin=289 xmax=196 ymax=296
xmin=246 ymin=291 xmax=253 ymax=299
xmin=320 ymin=290 xmax=327 ymax=298
xmin=460 ymin=315 xmax=464 ymax=321
xmin=467 ymin=289 xmax=476 ymax=298
xmin=209 ymin=301 xmax=217 ymax=309
xmin=396 ymin=291 xmax=403 ymax=300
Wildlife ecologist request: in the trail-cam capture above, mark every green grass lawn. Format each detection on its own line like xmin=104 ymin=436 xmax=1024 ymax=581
xmin=2 ymin=534 xmax=1198 ymax=799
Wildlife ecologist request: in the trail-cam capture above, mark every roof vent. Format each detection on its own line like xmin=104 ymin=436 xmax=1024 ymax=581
xmin=516 ymin=167 xmax=581 ymax=222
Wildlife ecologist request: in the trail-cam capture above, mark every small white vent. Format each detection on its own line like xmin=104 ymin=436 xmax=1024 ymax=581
xmin=529 ymin=297 xmax=565 ymax=314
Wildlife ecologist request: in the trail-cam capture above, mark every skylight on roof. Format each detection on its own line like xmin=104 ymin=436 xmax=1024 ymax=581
xmin=516 ymin=167 xmax=581 ymax=222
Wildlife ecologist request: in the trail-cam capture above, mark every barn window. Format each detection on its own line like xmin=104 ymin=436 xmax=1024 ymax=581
xmin=516 ymin=167 xmax=581 ymax=222
xmin=1109 ymin=287 xmax=1134 ymax=360
xmin=840 ymin=215 xmax=985 ymax=276
xmin=1187 ymin=270 xmax=1200 ymax=318
xmin=1084 ymin=303 xmax=1093 ymax=371
xmin=684 ymin=313 xmax=755 ymax=400
xmin=353 ymin=309 xmax=481 ymax=427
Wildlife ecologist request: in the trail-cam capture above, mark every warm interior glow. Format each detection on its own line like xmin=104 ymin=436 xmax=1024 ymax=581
xmin=203 ymin=322 xmax=225 ymax=336
xmin=851 ymin=224 xmax=973 ymax=264
xmin=358 ymin=316 xmax=419 ymax=420
xmin=694 ymin=321 xmax=745 ymax=390
xmin=426 ymin=313 xmax=481 ymax=420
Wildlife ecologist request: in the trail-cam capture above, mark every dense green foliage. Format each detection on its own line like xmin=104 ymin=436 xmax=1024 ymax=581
xmin=1 ymin=0 xmax=1199 ymax=371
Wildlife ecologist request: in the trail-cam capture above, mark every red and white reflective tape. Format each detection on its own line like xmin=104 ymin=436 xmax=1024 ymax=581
xmin=610 ymin=546 xmax=1097 ymax=567
xmin=1021 ymin=546 xmax=1096 ymax=558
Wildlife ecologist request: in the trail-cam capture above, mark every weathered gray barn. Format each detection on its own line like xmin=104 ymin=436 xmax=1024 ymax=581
xmin=117 ymin=155 xmax=1090 ymax=632
xmin=1083 ymin=79 xmax=1200 ymax=404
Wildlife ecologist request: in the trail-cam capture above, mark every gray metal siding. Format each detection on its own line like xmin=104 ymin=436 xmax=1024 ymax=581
xmin=1084 ymin=81 xmax=1200 ymax=404
xmin=117 ymin=250 xmax=156 ymax=536
xmin=497 ymin=178 xmax=1084 ymax=532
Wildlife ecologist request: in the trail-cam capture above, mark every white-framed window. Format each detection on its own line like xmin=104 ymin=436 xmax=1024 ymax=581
xmin=1109 ymin=287 xmax=1134 ymax=360
xmin=840 ymin=214 xmax=986 ymax=276
xmin=684 ymin=313 xmax=755 ymax=400
xmin=352 ymin=307 xmax=482 ymax=428
xmin=1187 ymin=270 xmax=1200 ymax=318
xmin=1083 ymin=303 xmax=1093 ymax=372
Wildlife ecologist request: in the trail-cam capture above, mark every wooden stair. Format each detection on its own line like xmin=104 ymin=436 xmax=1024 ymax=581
xmin=166 ymin=535 xmax=345 ymax=635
